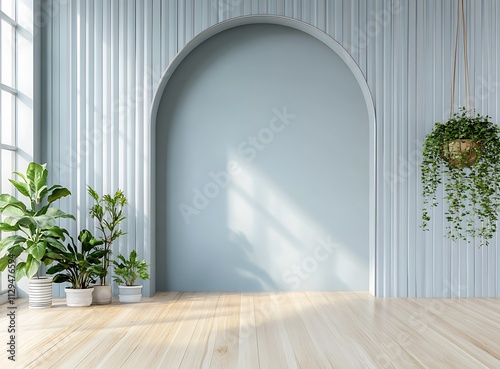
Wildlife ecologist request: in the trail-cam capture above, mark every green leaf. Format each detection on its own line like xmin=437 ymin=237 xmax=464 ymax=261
xmin=8 ymin=179 xmax=30 ymax=197
xmin=0 ymin=194 xmax=27 ymax=213
xmin=46 ymin=237 xmax=67 ymax=253
xmin=2 ymin=245 xmax=23 ymax=260
xmin=37 ymin=204 xmax=50 ymax=215
xmin=48 ymin=188 xmax=71 ymax=204
xmin=52 ymin=274 xmax=70 ymax=284
xmin=89 ymin=249 xmax=107 ymax=259
xmin=14 ymin=262 xmax=26 ymax=281
xmin=12 ymin=171 xmax=28 ymax=183
xmin=46 ymin=263 xmax=67 ymax=274
xmin=43 ymin=251 xmax=66 ymax=262
xmin=130 ymin=250 xmax=137 ymax=263
xmin=43 ymin=226 xmax=66 ymax=239
xmin=28 ymin=241 xmax=46 ymax=261
xmin=0 ymin=255 xmax=11 ymax=271
xmin=24 ymin=255 xmax=41 ymax=279
xmin=9 ymin=215 xmax=37 ymax=230
xmin=36 ymin=185 xmax=48 ymax=202
xmin=0 ymin=235 xmax=26 ymax=255
xmin=44 ymin=207 xmax=75 ymax=220
xmin=0 ymin=223 xmax=19 ymax=232
xmin=26 ymin=162 xmax=48 ymax=198
xmin=31 ymin=215 xmax=56 ymax=229
xmin=80 ymin=229 xmax=93 ymax=242
xmin=87 ymin=185 xmax=99 ymax=201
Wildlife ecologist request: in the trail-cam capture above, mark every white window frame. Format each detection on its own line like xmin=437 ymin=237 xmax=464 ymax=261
xmin=0 ymin=4 xmax=19 ymax=305
xmin=1 ymin=0 xmax=39 ymax=303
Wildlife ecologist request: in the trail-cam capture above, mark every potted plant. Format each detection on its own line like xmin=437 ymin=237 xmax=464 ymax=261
xmin=112 ymin=250 xmax=150 ymax=303
xmin=0 ymin=162 xmax=74 ymax=308
xmin=421 ymin=107 xmax=500 ymax=245
xmin=47 ymin=229 xmax=108 ymax=307
xmin=87 ymin=186 xmax=127 ymax=304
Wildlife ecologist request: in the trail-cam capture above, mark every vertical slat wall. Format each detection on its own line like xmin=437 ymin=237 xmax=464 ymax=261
xmin=40 ymin=0 xmax=500 ymax=297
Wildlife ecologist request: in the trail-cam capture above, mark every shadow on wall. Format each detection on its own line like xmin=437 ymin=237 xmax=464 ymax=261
xmin=220 ymin=230 xmax=279 ymax=290
xmin=155 ymin=24 xmax=369 ymax=292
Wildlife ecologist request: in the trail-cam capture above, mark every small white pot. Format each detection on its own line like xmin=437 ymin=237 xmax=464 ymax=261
xmin=92 ymin=285 xmax=112 ymax=305
xmin=118 ymin=285 xmax=143 ymax=303
xmin=29 ymin=277 xmax=53 ymax=309
xmin=65 ymin=288 xmax=94 ymax=307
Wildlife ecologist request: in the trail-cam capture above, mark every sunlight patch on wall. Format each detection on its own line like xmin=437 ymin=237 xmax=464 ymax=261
xmin=226 ymin=150 xmax=365 ymax=290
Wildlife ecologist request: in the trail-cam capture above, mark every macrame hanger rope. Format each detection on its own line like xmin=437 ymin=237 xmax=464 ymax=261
xmin=461 ymin=0 xmax=471 ymax=111
xmin=450 ymin=0 xmax=470 ymax=117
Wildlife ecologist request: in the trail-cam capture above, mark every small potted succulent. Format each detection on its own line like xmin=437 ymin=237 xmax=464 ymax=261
xmin=47 ymin=230 xmax=108 ymax=307
xmin=112 ymin=250 xmax=150 ymax=303
xmin=421 ymin=107 xmax=500 ymax=245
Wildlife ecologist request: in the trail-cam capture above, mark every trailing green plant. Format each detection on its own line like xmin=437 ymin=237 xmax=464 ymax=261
xmin=87 ymin=186 xmax=127 ymax=285
xmin=47 ymin=229 xmax=109 ymax=289
xmin=0 ymin=162 xmax=74 ymax=280
xmin=112 ymin=250 xmax=150 ymax=286
xmin=421 ymin=107 xmax=500 ymax=245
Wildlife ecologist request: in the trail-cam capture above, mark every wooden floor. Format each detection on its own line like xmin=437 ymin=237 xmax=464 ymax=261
xmin=1 ymin=292 xmax=499 ymax=368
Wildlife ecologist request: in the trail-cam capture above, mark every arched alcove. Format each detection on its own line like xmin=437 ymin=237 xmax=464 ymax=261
xmin=150 ymin=16 xmax=376 ymax=293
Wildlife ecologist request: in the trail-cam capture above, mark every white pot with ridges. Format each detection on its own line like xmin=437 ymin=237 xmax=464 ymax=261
xmin=29 ymin=277 xmax=53 ymax=309
xmin=65 ymin=288 xmax=94 ymax=307
xmin=118 ymin=285 xmax=143 ymax=303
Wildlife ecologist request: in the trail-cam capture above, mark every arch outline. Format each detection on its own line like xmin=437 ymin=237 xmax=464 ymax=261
xmin=148 ymin=15 xmax=377 ymax=295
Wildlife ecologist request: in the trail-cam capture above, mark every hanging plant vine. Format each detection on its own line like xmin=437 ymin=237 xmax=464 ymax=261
xmin=421 ymin=0 xmax=500 ymax=246
xmin=421 ymin=108 xmax=500 ymax=245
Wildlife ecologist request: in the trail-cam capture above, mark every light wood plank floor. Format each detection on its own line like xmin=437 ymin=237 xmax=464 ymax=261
xmin=1 ymin=292 xmax=499 ymax=368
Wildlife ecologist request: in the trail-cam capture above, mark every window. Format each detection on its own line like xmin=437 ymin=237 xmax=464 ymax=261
xmin=1 ymin=1 xmax=17 ymax=304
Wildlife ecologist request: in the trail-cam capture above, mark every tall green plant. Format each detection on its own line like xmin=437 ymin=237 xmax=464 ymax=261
xmin=421 ymin=108 xmax=500 ymax=245
xmin=87 ymin=186 xmax=127 ymax=285
xmin=0 ymin=162 xmax=75 ymax=280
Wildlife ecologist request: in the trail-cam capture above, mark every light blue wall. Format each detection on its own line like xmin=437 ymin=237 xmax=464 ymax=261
xmin=41 ymin=0 xmax=500 ymax=297
xmin=156 ymin=24 xmax=369 ymax=291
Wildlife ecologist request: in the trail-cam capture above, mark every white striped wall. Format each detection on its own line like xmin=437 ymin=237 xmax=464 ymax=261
xmin=40 ymin=0 xmax=500 ymax=297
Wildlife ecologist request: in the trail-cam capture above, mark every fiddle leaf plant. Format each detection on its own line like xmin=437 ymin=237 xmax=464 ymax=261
xmin=0 ymin=162 xmax=75 ymax=281
xmin=421 ymin=107 xmax=500 ymax=245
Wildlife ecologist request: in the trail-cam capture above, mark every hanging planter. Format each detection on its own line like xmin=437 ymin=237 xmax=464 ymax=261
xmin=440 ymin=138 xmax=480 ymax=168
xmin=421 ymin=108 xmax=500 ymax=245
xmin=421 ymin=0 xmax=500 ymax=246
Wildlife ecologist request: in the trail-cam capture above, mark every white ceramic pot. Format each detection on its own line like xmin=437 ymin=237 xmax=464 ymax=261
xmin=29 ymin=277 xmax=53 ymax=309
xmin=65 ymin=288 xmax=94 ymax=307
xmin=118 ymin=285 xmax=143 ymax=303
xmin=92 ymin=285 xmax=112 ymax=305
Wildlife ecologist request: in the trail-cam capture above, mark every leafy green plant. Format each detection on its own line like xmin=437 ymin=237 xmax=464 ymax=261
xmin=47 ymin=229 xmax=109 ymax=289
xmin=421 ymin=107 xmax=500 ymax=245
xmin=112 ymin=250 xmax=150 ymax=286
xmin=0 ymin=162 xmax=74 ymax=280
xmin=87 ymin=186 xmax=127 ymax=285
